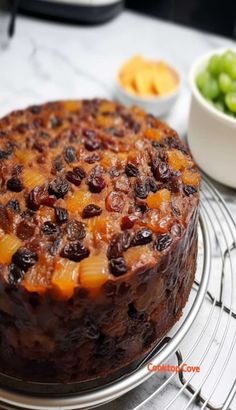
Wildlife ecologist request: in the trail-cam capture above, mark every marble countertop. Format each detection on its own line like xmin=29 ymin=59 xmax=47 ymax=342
xmin=0 ymin=9 xmax=236 ymax=410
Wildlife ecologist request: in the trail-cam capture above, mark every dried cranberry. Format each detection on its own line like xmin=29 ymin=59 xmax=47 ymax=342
xmin=107 ymin=231 xmax=131 ymax=259
xmin=8 ymin=264 xmax=25 ymax=287
xmin=88 ymin=175 xmax=105 ymax=193
xmin=106 ymin=191 xmax=124 ymax=213
xmin=109 ymin=257 xmax=128 ymax=276
xmin=121 ymin=215 xmax=137 ymax=230
xmin=134 ymin=180 xmax=149 ymax=199
xmin=82 ymin=204 xmax=102 ymax=218
xmin=66 ymin=166 xmax=85 ymax=187
xmin=64 ymin=146 xmax=77 ymax=163
xmin=42 ymin=221 xmax=60 ymax=236
xmin=132 ymin=228 xmax=153 ymax=246
xmin=54 ymin=207 xmax=68 ymax=224
xmin=7 ymin=177 xmax=23 ymax=192
xmin=183 ymin=185 xmax=197 ymax=196
xmin=61 ymin=241 xmax=90 ymax=262
xmin=6 ymin=199 xmax=20 ymax=213
xmin=16 ymin=221 xmax=35 ymax=240
xmin=12 ymin=248 xmax=38 ymax=271
xmin=156 ymin=234 xmax=172 ymax=251
xmin=125 ymin=163 xmax=139 ymax=177
xmin=66 ymin=220 xmax=86 ymax=240
xmin=48 ymin=177 xmax=70 ymax=198
xmin=27 ymin=186 xmax=56 ymax=211
xmin=84 ymin=139 xmax=101 ymax=151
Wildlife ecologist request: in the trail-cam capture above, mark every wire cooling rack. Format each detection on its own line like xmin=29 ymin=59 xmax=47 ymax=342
xmin=0 ymin=176 xmax=235 ymax=410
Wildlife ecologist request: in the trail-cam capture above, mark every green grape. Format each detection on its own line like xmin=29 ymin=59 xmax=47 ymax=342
xmin=218 ymin=72 xmax=232 ymax=93
xmin=227 ymin=63 xmax=236 ymax=80
xmin=225 ymin=92 xmax=236 ymax=113
xmin=201 ymin=77 xmax=220 ymax=100
xmin=222 ymin=50 xmax=236 ymax=74
xmin=231 ymin=81 xmax=236 ymax=92
xmin=196 ymin=70 xmax=211 ymax=90
xmin=208 ymin=54 xmax=222 ymax=75
xmin=214 ymin=101 xmax=225 ymax=112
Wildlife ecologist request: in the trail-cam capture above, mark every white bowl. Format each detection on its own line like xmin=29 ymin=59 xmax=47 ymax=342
xmin=188 ymin=48 xmax=236 ymax=189
xmin=115 ymin=71 xmax=181 ymax=117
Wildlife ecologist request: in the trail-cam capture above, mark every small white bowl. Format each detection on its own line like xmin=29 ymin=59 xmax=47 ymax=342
xmin=188 ymin=48 xmax=236 ymax=189
xmin=115 ymin=70 xmax=181 ymax=117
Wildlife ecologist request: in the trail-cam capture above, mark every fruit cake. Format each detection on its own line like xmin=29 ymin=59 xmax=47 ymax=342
xmin=0 ymin=99 xmax=200 ymax=384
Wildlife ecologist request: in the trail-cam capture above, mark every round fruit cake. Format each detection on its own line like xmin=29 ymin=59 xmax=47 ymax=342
xmin=0 ymin=99 xmax=200 ymax=384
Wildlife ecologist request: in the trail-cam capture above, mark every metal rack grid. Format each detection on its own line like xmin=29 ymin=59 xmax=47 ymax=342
xmin=0 ymin=177 xmax=235 ymax=410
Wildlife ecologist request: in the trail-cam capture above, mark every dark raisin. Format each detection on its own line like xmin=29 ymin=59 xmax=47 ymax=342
xmin=61 ymin=241 xmax=90 ymax=262
xmin=88 ymin=175 xmax=105 ymax=193
xmin=54 ymin=207 xmax=68 ymax=224
xmin=156 ymin=234 xmax=172 ymax=251
xmin=48 ymin=238 xmax=61 ymax=256
xmin=30 ymin=105 xmax=41 ymax=114
xmin=42 ymin=221 xmax=60 ymax=236
xmin=6 ymin=199 xmax=20 ymax=213
xmin=39 ymin=131 xmax=50 ymax=139
xmin=48 ymin=177 xmax=70 ymax=198
xmin=134 ymin=180 xmax=149 ymax=199
xmin=52 ymin=156 xmax=64 ymax=173
xmin=50 ymin=138 xmax=60 ymax=149
xmin=33 ymin=141 xmax=45 ymax=153
xmin=8 ymin=264 xmax=25 ymax=287
xmin=146 ymin=178 xmax=158 ymax=193
xmin=84 ymin=153 xmax=100 ymax=164
xmin=183 ymin=185 xmax=197 ymax=196
xmin=125 ymin=163 xmax=139 ymax=177
xmin=152 ymin=141 xmax=165 ymax=149
xmin=135 ymin=202 xmax=148 ymax=213
xmin=66 ymin=220 xmax=86 ymax=241
xmin=64 ymin=146 xmax=77 ymax=163
xmin=7 ymin=177 xmax=23 ymax=192
xmin=66 ymin=167 xmax=85 ymax=187
xmin=107 ymin=231 xmax=131 ymax=259
xmin=109 ymin=257 xmax=128 ymax=276
xmin=82 ymin=204 xmax=102 ymax=218
xmin=69 ymin=131 xmax=78 ymax=143
xmin=106 ymin=127 xmax=124 ymax=137
xmin=0 ymin=131 xmax=8 ymax=138
xmin=15 ymin=123 xmax=29 ymax=133
xmin=51 ymin=116 xmax=62 ymax=128
xmin=109 ymin=167 xmax=120 ymax=178
xmin=83 ymin=129 xmax=97 ymax=138
xmin=12 ymin=165 xmax=23 ymax=176
xmin=0 ymin=150 xmax=10 ymax=160
xmin=16 ymin=221 xmax=35 ymax=240
xmin=12 ymin=248 xmax=38 ymax=271
xmin=84 ymin=138 xmax=101 ymax=151
xmin=154 ymin=161 xmax=170 ymax=182
xmin=132 ymin=228 xmax=153 ymax=246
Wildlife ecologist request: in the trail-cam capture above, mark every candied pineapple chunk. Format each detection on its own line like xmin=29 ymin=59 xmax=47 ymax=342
xmin=97 ymin=115 xmax=114 ymax=128
xmin=144 ymin=128 xmax=161 ymax=141
xmin=168 ymin=149 xmax=189 ymax=171
xmin=63 ymin=100 xmax=81 ymax=112
xmin=79 ymin=255 xmax=109 ymax=289
xmin=22 ymin=169 xmax=45 ymax=190
xmin=0 ymin=234 xmax=22 ymax=264
xmin=67 ymin=191 xmax=92 ymax=214
xmin=147 ymin=189 xmax=171 ymax=210
xmin=182 ymin=170 xmax=200 ymax=186
xmin=87 ymin=215 xmax=114 ymax=243
xmin=100 ymin=152 xmax=117 ymax=170
xmin=15 ymin=149 xmax=34 ymax=165
xmin=99 ymin=101 xmax=116 ymax=114
xmin=52 ymin=258 xmax=79 ymax=299
xmin=124 ymin=246 xmax=153 ymax=269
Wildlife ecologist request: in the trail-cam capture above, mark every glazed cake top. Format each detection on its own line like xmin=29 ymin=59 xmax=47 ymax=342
xmin=0 ymin=99 xmax=200 ymax=299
